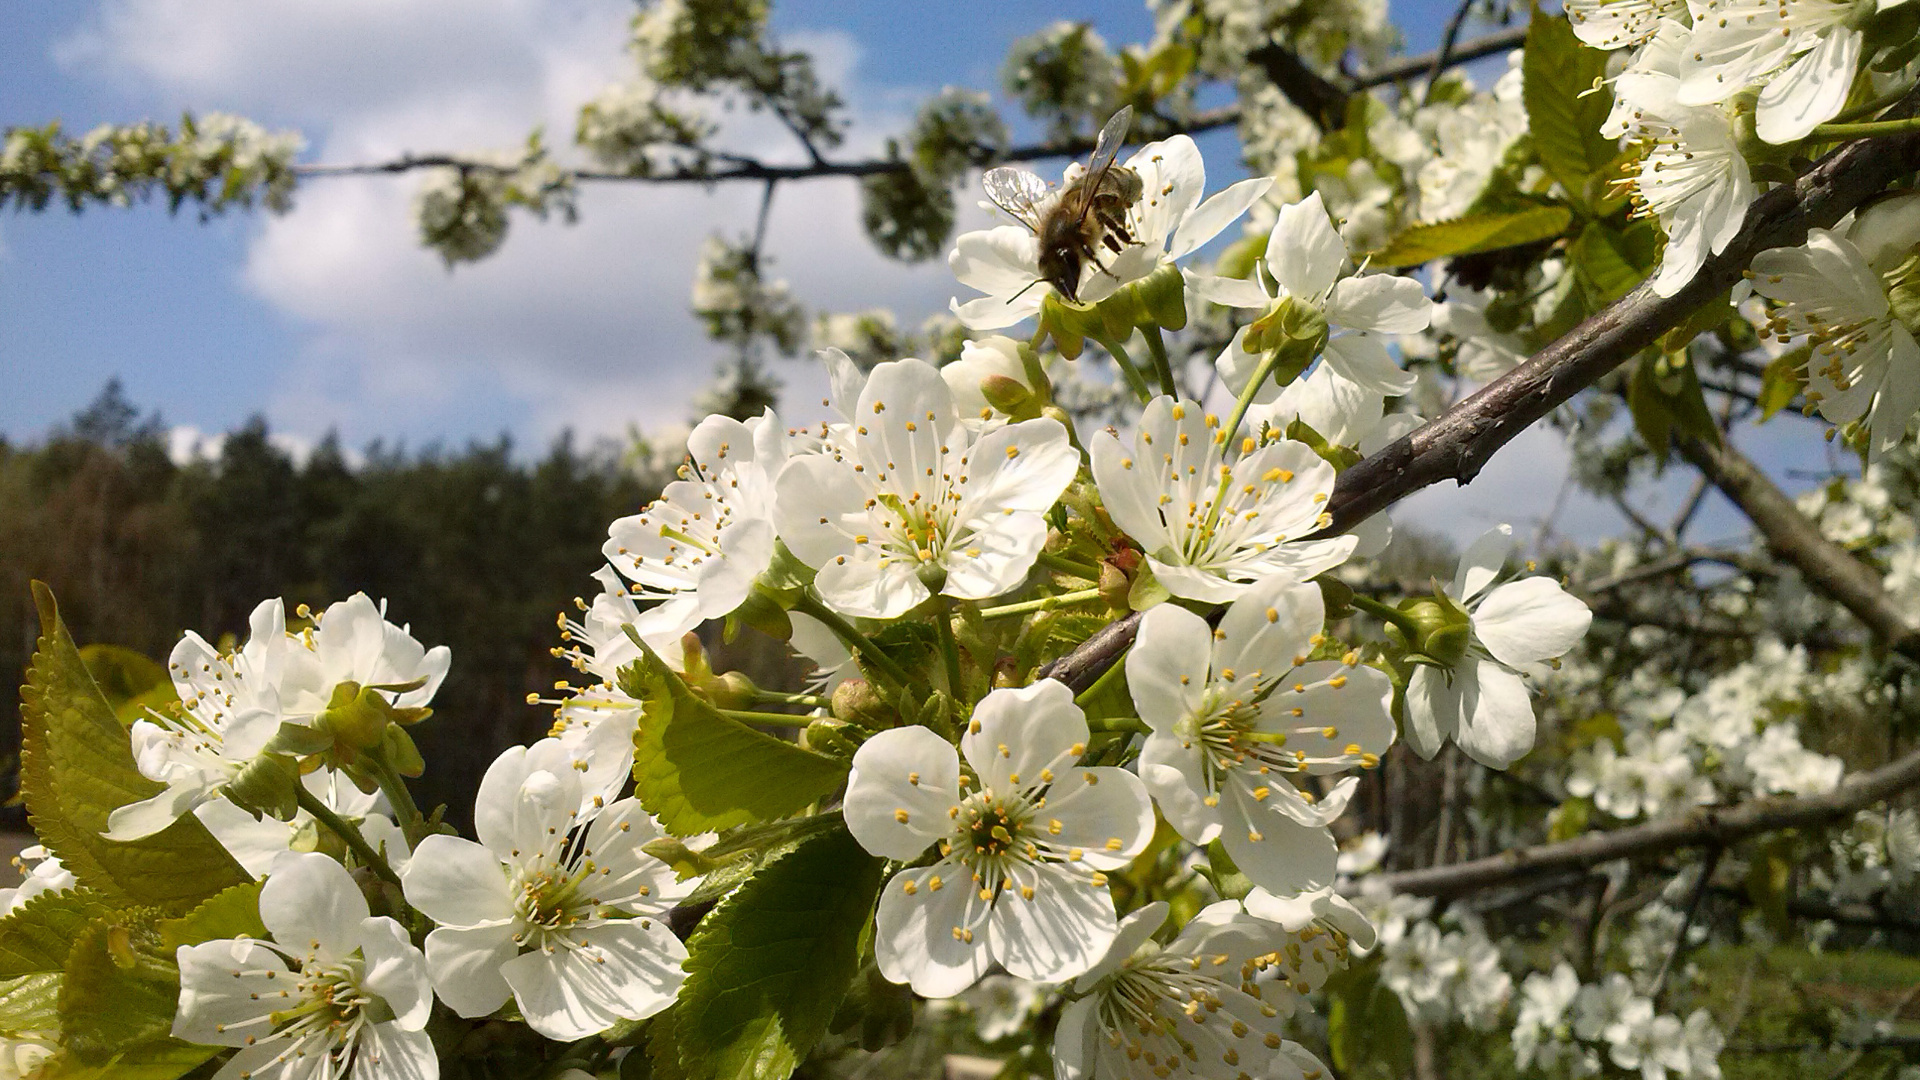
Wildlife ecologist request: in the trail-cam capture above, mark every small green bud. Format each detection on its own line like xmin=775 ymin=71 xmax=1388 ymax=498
xmin=979 ymin=374 xmax=1032 ymax=413
xmin=801 ymin=717 xmax=865 ymax=761
xmin=916 ymin=558 xmax=949 ymax=595
xmin=832 ymin=678 xmax=896 ymax=728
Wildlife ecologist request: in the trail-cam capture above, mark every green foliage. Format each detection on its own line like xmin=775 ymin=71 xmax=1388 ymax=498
xmin=19 ymin=584 xmax=247 ymax=912
xmin=0 ymin=114 xmax=301 ymax=216
xmin=1571 ymin=220 xmax=1658 ymax=305
xmin=1522 ymin=12 xmax=1617 ymax=212
xmin=0 ymin=890 xmax=111 ymax=978
xmin=654 ymin=823 xmax=885 ymax=1080
xmin=1001 ymin=22 xmax=1121 ymax=140
xmin=1627 ymin=350 xmax=1719 ymax=464
xmin=158 ymin=881 xmax=267 ymax=949
xmin=1324 ymin=959 xmax=1414 ymax=1080
xmin=1372 ymin=206 xmax=1572 ymax=268
xmin=860 ymin=168 xmax=956 ymax=262
xmin=623 ymin=646 xmax=848 ymax=835
xmin=1758 ymin=346 xmax=1811 ymax=420
xmin=57 ymin=906 xmax=184 ymax=1062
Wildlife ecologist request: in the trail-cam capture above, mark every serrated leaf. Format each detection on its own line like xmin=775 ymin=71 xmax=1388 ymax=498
xmin=0 ymin=973 xmax=61 ymax=1035
xmin=59 ymin=907 xmax=181 ymax=1062
xmin=0 ymin=890 xmax=114 ymax=978
xmin=158 ymin=882 xmax=266 ymax=950
xmin=1572 ymin=221 xmax=1656 ymax=305
xmin=1523 ymin=11 xmax=1616 ymax=208
xmin=1371 ymin=206 xmax=1572 ymax=268
xmin=671 ymin=824 xmax=884 ymax=1080
xmin=77 ymin=645 xmax=174 ymax=727
xmin=1758 ymin=345 xmax=1811 ymax=420
xmin=19 ymin=584 xmax=247 ymax=912
xmin=622 ymin=647 xmax=849 ymax=836
xmin=45 ymin=1040 xmax=218 ymax=1080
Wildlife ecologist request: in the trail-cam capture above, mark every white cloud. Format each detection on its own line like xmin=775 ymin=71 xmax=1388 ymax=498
xmin=58 ymin=0 xmax=970 ymax=448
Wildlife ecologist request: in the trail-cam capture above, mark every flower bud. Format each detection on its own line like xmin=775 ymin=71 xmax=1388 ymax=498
xmin=916 ymin=558 xmax=949 ymax=595
xmin=979 ymin=374 xmax=1032 ymax=413
xmin=801 ymin=717 xmax=865 ymax=761
xmin=1399 ymin=597 xmax=1470 ymax=667
xmin=832 ymin=678 xmax=896 ymax=729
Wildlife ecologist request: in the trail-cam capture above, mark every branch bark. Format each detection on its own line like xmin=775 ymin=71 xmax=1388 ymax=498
xmin=1675 ymin=433 xmax=1920 ymax=661
xmin=1373 ymin=746 xmax=1920 ymax=899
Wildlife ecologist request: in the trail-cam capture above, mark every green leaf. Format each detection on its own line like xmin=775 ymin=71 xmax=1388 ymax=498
xmin=77 ymin=645 xmax=174 ymax=727
xmin=58 ymin=907 xmax=182 ymax=1062
xmin=1371 ymin=206 xmax=1572 ymax=268
xmin=0 ymin=890 xmax=114 ymax=978
xmin=1571 ymin=221 xmax=1658 ymax=305
xmin=0 ymin=973 xmax=61 ymax=1036
xmin=1324 ymin=960 xmax=1412 ymax=1080
xmin=45 ymin=1040 xmax=219 ymax=1080
xmin=1746 ymin=833 xmax=1796 ymax=940
xmin=1758 ymin=345 xmax=1811 ymax=421
xmin=668 ymin=823 xmax=885 ymax=1080
xmin=158 ymin=881 xmax=266 ymax=950
xmin=1629 ymin=350 xmax=1719 ymax=464
xmin=622 ymin=646 xmax=849 ymax=836
xmin=1523 ymin=10 xmax=1616 ymax=208
xmin=18 ymin=583 xmax=248 ymax=912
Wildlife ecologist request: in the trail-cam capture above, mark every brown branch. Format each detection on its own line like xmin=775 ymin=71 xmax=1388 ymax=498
xmin=1373 ymin=746 xmax=1920 ymax=899
xmin=286 ymin=28 xmax=1531 ymax=187
xmin=1676 ymin=433 xmax=1920 ymax=661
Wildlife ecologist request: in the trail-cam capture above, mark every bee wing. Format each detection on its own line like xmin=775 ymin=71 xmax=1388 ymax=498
xmin=1068 ymin=105 xmax=1135 ymax=218
xmin=982 ymin=167 xmax=1051 ymax=230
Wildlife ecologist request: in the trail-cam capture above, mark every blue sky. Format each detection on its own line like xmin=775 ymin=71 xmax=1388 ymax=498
xmin=3 ymin=0 xmax=1816 ymax=546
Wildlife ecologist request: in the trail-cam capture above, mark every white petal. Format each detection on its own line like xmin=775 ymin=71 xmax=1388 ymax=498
xmin=1036 ymin=766 xmax=1156 ymax=870
xmin=503 ymin=920 xmax=687 ymax=1039
xmin=1452 ymin=524 xmax=1514 ymax=601
xmin=1184 ymin=270 xmax=1272 ymax=310
xmin=1128 ymin=136 xmax=1205 ymax=249
xmin=192 ymin=798 xmax=295 ymax=878
xmin=1453 ymin=660 xmax=1538 ymax=769
xmin=260 ymin=852 xmax=368 ymax=956
xmin=424 ymin=923 xmax=518 ymax=1018
xmin=1170 ymin=176 xmax=1273 ymax=259
xmin=962 ymin=682 xmax=1088 ymax=793
xmin=1052 ymin=994 xmax=1100 ymax=1080
xmin=103 ymin=782 xmax=206 ymax=842
xmin=1089 ymin=430 xmax=1168 ymax=555
xmin=1403 ymin=664 xmax=1457 ymax=759
xmin=401 ymin=835 xmax=512 ymax=928
xmin=773 ymin=455 xmax=874 ymax=571
xmin=813 ymin=545 xmax=930 ymax=620
xmin=1868 ymin=324 xmax=1920 ymax=460
xmin=952 ymin=292 xmax=1043 ymax=331
xmin=1073 ymin=902 xmax=1168 ymax=992
xmin=1219 ymin=814 xmax=1338 ymax=898
xmin=845 ymin=727 xmax=962 ymax=861
xmin=950 ymin=226 xmax=1042 ymax=294
xmin=1756 ymin=28 xmax=1860 ymax=145
xmin=173 ymin=938 xmax=290 ymax=1047
xmin=1472 ymin=577 xmax=1593 ymax=667
xmin=1138 ymin=754 xmax=1224 ymax=845
xmin=357 ymin=1023 xmax=438 ymax=1080
xmin=357 ymin=916 xmax=433 ymax=1030
xmin=988 ymin=862 xmax=1118 ymax=983
xmin=1265 ymin=192 xmax=1345 ymax=300
xmin=1127 ymin=604 xmax=1213 ymax=733
xmin=1322 ymin=333 xmax=1417 ymax=397
xmin=1214 ymin=579 xmax=1323 ymax=683
xmin=1327 ymin=275 xmax=1432 ymax=335
xmin=874 ymin=861 xmax=993 ymax=998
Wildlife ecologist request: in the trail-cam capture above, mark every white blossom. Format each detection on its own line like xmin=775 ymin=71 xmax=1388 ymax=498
xmin=1053 ymin=902 xmax=1332 ymax=1080
xmin=844 ymin=682 xmax=1154 ymax=996
xmin=0 ymin=847 xmax=73 ymax=916
xmin=1677 ymin=0 xmax=1868 ymax=144
xmin=401 ymin=739 xmax=690 ymax=1039
xmin=173 ymin=852 xmax=435 ymax=1080
xmin=1129 ymin=577 xmax=1394 ymax=896
xmin=1404 ymin=525 xmax=1593 ymax=769
xmin=1090 ymin=396 xmax=1357 ymax=603
xmin=774 ymin=358 xmax=1080 ymax=619
xmin=605 ymin=409 xmax=788 ymax=640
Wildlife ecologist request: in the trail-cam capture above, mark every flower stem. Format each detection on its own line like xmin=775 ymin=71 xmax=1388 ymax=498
xmin=1832 ymin=83 xmax=1916 ymax=124
xmin=751 ymin=688 xmax=829 ymax=710
xmin=1222 ymin=343 xmax=1283 ymax=448
xmin=791 ymin=592 xmax=916 ymax=688
xmin=1140 ymin=324 xmax=1179 ymax=397
xmin=295 ymin=785 xmax=403 ymax=887
xmin=1036 ymin=551 xmax=1103 ymax=580
xmin=977 ymin=587 xmax=1105 ymax=620
xmin=1096 ymin=335 xmax=1156 ymax=404
xmin=367 ymin=757 xmax=427 ymax=846
xmin=1350 ymin=593 xmax=1424 ymax=643
xmin=1074 ymin=641 xmax=1132 ymax=707
xmin=720 ymin=708 xmax=815 ymax=729
xmin=1811 ymin=116 xmax=1920 ymax=140
xmin=1086 ymin=714 xmax=1150 ymax=734
xmin=934 ymin=599 xmax=965 ymax=694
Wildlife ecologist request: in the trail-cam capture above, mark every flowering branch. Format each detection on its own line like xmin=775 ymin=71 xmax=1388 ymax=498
xmin=1675 ymin=433 xmax=1920 ymax=662
xmin=1374 ymin=745 xmax=1920 ymax=899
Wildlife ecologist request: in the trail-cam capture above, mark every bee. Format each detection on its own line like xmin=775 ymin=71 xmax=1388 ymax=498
xmin=982 ymin=106 xmax=1144 ymax=305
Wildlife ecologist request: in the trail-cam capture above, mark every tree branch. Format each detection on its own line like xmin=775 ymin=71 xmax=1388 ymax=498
xmin=1372 ymin=746 xmax=1920 ymax=899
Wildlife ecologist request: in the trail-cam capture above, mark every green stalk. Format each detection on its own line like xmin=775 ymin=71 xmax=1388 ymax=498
xmin=792 ymin=592 xmax=916 ymax=687
xmin=1140 ymin=324 xmax=1179 ymax=397
xmin=1811 ymin=116 xmax=1920 ymax=140
xmin=296 ymin=785 xmax=402 ymax=887
xmin=933 ymin=599 xmax=965 ymax=695
xmin=1831 ymin=84 xmax=1916 ymax=124
xmin=1037 ymin=551 xmax=1103 ymax=580
xmin=720 ymin=708 xmax=815 ymax=729
xmin=367 ymin=757 xmax=427 ymax=846
xmin=751 ymin=688 xmax=830 ymax=710
xmin=977 ymin=587 xmax=1104 ymax=621
xmin=1350 ymin=593 xmax=1424 ymax=644
xmin=1073 ymin=642 xmax=1133 ymax=707
xmin=1085 ymin=714 xmax=1151 ymax=735
xmin=1096 ymin=335 xmax=1155 ymax=404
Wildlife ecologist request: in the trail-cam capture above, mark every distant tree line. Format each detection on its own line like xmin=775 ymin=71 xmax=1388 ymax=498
xmin=1 ymin=381 xmax=662 ymax=826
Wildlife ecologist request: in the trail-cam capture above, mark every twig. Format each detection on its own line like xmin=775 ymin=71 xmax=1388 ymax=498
xmin=1649 ymin=845 xmax=1721 ymax=1006
xmin=1676 ymin=433 xmax=1920 ymax=661
xmin=1373 ymin=745 xmax=1920 ymax=898
xmin=1422 ymin=0 xmax=1480 ymax=107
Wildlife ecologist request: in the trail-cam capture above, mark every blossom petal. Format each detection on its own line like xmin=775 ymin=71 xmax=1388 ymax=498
xmin=846 ymin=727 xmax=963 ymax=861
xmin=1472 ymin=577 xmax=1592 ymax=668
xmin=950 ymin=225 xmax=1042 ymax=294
xmin=1170 ymin=176 xmax=1272 ymax=259
xmin=1184 ymin=270 xmax=1272 ymax=309
xmin=1453 ymin=660 xmax=1537 ymax=769
xmin=1452 ymin=524 xmax=1514 ymax=602
xmin=962 ymin=681 xmax=1088 ymax=793
xmin=1138 ymin=754 xmax=1224 ymax=845
xmin=259 ymin=852 xmax=368 ymax=957
xmin=1052 ymin=992 xmax=1100 ymax=1080
xmin=1868 ymin=324 xmax=1920 ymax=460
xmin=357 ymin=1023 xmax=438 ymax=1080
xmin=1265 ymin=192 xmax=1344 ymax=300
xmin=402 ymin=835 xmax=512 ymax=929
xmin=503 ymin=919 xmax=687 ymax=1039
xmin=1127 ymin=603 xmax=1213 ymax=733
xmin=1322 ymin=333 xmax=1417 ymax=397
xmin=173 ymin=938 xmax=291 ymax=1047
xmin=1756 ymin=28 xmax=1860 ymax=145
xmin=988 ymin=862 xmax=1118 ymax=984
xmin=874 ymin=861 xmax=993 ymax=998
xmin=1402 ymin=664 xmax=1457 ymax=759
xmin=1214 ymin=578 xmax=1323 ymax=684
xmin=1036 ymin=766 xmax=1155 ymax=870
xmin=358 ymin=916 xmax=433 ymax=1030
xmin=1219 ymin=814 xmax=1337 ymax=898
xmin=1327 ymin=275 xmax=1432 ymax=335
xmin=1128 ymin=135 xmax=1205 ymax=251
xmin=423 ymin=923 xmax=517 ymax=1018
